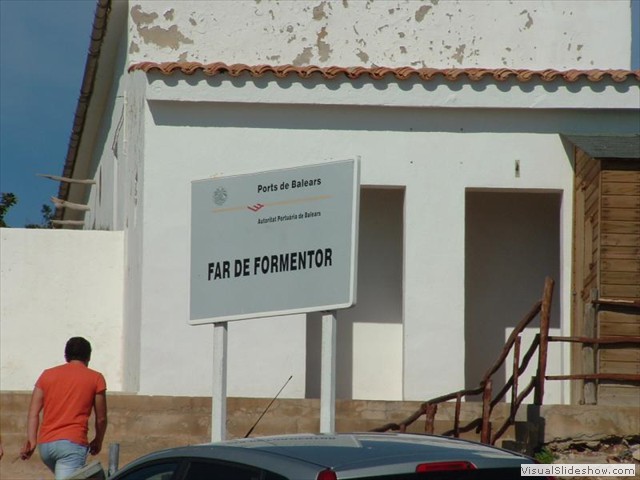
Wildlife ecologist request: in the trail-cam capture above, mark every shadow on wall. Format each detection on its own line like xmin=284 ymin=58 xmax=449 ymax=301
xmin=306 ymin=188 xmax=404 ymax=400
xmin=147 ymin=101 xmax=638 ymax=136
xmin=464 ymin=190 xmax=562 ymax=396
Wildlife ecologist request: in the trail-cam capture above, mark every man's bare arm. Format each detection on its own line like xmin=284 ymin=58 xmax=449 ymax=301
xmin=20 ymin=387 xmax=43 ymax=460
xmin=89 ymin=392 xmax=107 ymax=455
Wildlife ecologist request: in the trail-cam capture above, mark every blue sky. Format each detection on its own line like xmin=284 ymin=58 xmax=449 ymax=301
xmin=0 ymin=1 xmax=638 ymax=228
xmin=0 ymin=0 xmax=96 ymax=226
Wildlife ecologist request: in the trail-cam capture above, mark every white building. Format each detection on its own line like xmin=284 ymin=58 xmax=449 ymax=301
xmin=2 ymin=0 xmax=638 ymax=407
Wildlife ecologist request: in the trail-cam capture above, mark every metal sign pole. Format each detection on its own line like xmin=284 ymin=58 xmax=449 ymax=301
xmin=320 ymin=310 xmax=337 ymax=433
xmin=212 ymin=321 xmax=228 ymax=442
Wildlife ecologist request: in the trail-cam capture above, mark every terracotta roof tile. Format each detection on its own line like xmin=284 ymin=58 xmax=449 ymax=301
xmin=129 ymin=62 xmax=640 ymax=83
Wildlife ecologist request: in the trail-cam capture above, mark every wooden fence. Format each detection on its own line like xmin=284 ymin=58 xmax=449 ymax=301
xmin=373 ymin=277 xmax=640 ymax=446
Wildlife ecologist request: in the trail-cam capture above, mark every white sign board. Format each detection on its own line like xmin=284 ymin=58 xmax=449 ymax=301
xmin=190 ymin=159 xmax=359 ymax=324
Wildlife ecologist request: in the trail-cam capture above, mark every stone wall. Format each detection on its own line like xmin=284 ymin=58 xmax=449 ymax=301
xmin=2 ymin=392 xmax=638 ymax=479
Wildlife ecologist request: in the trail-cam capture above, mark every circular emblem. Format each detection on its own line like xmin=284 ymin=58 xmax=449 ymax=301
xmin=213 ymin=187 xmax=228 ymax=206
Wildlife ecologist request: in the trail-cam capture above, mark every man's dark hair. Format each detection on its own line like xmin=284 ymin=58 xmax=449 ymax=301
xmin=65 ymin=337 xmax=92 ymax=362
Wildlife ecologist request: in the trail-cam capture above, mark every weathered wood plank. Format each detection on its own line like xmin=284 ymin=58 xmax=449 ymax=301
xmin=600 ymin=348 xmax=640 ymax=363
xmin=583 ymin=290 xmax=597 ymax=405
xmin=549 ymin=373 xmax=640 ymax=381
xmin=600 ymin=284 xmax=640 ymax=299
xmin=601 ymin=195 xmax=640 ymax=209
xmin=578 ymin=172 xmax=599 ymax=190
xmin=600 ymin=321 xmax=640 ymax=337
xmin=579 ymin=158 xmax=640 ymax=405
xmin=601 ymin=271 xmax=640 ymax=285
xmin=600 ymin=360 xmax=640 ymax=375
xmin=584 ymin=182 xmax=600 ymax=207
xmin=550 ymin=336 xmax=640 ymax=345
xmin=576 ymin=148 xmax=595 ymax=167
xmin=577 ymin=154 xmax=601 ymax=181
xmin=601 ymin=220 xmax=640 ymax=234
xmin=581 ymin=160 xmax=601 ymax=180
xmin=601 ymin=182 xmax=640 ymax=196
xmin=601 ymin=207 xmax=640 ymax=222
xmin=600 ymin=310 xmax=640 ymax=324
xmin=50 ymin=197 xmax=91 ymax=211
xmin=581 ymin=271 xmax=597 ymax=301
xmin=584 ymin=264 xmax=598 ymax=282
xmin=575 ymin=149 xmax=589 ymax=172
xmin=600 ymin=233 xmax=640 ymax=247
xmin=601 ymin=170 xmax=640 ymax=184
xmin=601 ymin=258 xmax=640 ymax=273
xmin=601 ymin=245 xmax=640 ymax=259
xmin=598 ymin=384 xmax=640 ymax=407
xmin=584 ymin=178 xmax=600 ymax=204
xmin=37 ymin=174 xmax=96 ymax=185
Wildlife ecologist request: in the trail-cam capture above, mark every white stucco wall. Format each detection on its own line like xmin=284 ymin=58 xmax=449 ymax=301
xmin=135 ymin=93 xmax=598 ymax=400
xmin=125 ymin=0 xmax=633 ymax=69
xmin=0 ymin=229 xmax=124 ymax=391
xmin=121 ymin=35 xmax=638 ymax=399
xmin=28 ymin=0 xmax=637 ymax=404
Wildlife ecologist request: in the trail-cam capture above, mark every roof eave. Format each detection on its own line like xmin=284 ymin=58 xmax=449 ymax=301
xmin=55 ymin=0 xmax=111 ymax=222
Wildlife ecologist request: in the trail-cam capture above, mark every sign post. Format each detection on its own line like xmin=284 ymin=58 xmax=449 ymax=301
xmin=212 ymin=322 xmax=227 ymax=442
xmin=190 ymin=159 xmax=359 ymax=439
xmin=320 ymin=310 xmax=337 ymax=433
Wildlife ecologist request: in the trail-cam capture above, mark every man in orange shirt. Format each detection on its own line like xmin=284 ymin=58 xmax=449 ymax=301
xmin=20 ymin=337 xmax=107 ymax=479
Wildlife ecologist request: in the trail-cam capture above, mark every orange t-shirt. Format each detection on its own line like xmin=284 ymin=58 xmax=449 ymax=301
xmin=35 ymin=362 xmax=107 ymax=446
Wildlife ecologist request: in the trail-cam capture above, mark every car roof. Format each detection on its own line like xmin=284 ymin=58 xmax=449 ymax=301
xmin=222 ymin=433 xmax=531 ymax=469
xmin=116 ymin=432 xmax=534 ymax=477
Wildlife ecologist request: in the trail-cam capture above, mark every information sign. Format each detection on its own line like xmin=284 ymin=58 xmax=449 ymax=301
xmin=190 ymin=159 xmax=359 ymax=324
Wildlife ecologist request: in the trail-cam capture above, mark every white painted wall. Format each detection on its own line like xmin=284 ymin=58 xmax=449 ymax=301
xmin=8 ymin=0 xmax=634 ymax=404
xmin=133 ymin=95 xmax=605 ymax=401
xmin=115 ymin=0 xmax=635 ymax=401
xmin=119 ymin=71 xmax=149 ymax=392
xmin=0 ymin=229 xmax=124 ymax=391
xmin=304 ymin=188 xmax=404 ymax=401
xmin=126 ymin=0 xmax=633 ymax=69
xmin=345 ymin=189 xmax=404 ymax=401
xmin=70 ymin=23 xmax=143 ymax=391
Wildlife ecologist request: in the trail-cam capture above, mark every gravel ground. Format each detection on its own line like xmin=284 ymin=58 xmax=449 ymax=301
xmin=541 ymin=439 xmax=639 ymax=480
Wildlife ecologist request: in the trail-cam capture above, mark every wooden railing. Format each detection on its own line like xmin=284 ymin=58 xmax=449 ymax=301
xmin=547 ymin=295 xmax=640 ymax=404
xmin=372 ymin=277 xmax=555 ymax=445
xmin=372 ymin=277 xmax=640 ymax=446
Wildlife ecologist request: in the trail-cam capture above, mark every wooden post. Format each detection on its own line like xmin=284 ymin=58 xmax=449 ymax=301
xmin=511 ymin=336 xmax=521 ymax=418
xmin=582 ymin=289 xmax=598 ymax=405
xmin=534 ymin=277 xmax=554 ymax=405
xmin=424 ymin=403 xmax=437 ymax=435
xmin=480 ymin=378 xmax=492 ymax=444
xmin=38 ymin=173 xmax=96 ymax=184
xmin=50 ymin=196 xmax=91 ymax=211
xmin=453 ymin=393 xmax=462 ymax=438
xmin=453 ymin=392 xmax=462 ymax=438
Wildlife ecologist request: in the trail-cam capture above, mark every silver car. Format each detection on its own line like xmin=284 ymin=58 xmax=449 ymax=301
xmin=109 ymin=432 xmax=551 ymax=480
